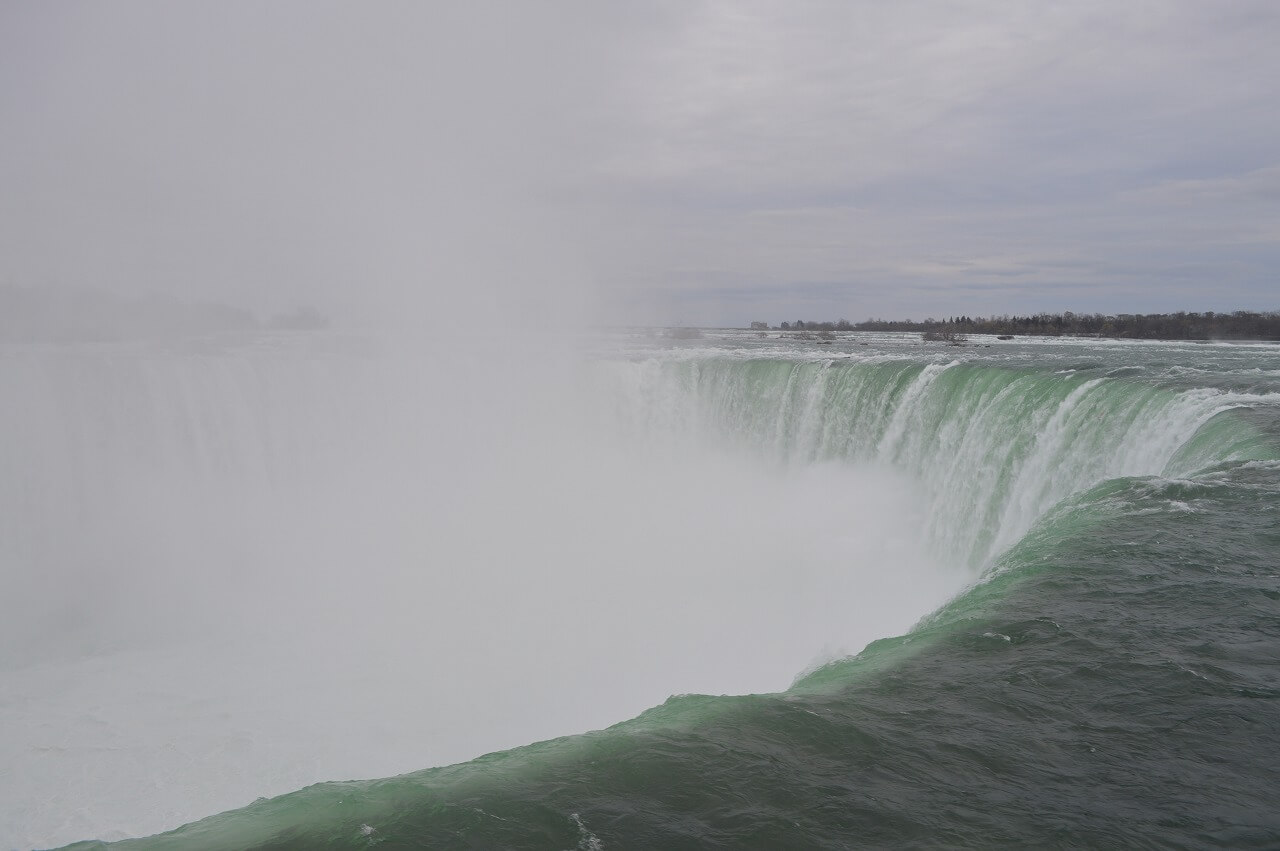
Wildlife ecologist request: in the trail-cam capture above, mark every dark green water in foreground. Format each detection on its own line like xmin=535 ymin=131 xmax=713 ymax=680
xmin=62 ymin=334 xmax=1280 ymax=849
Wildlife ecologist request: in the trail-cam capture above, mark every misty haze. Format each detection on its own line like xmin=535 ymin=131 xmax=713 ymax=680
xmin=3 ymin=3 xmax=1280 ymax=850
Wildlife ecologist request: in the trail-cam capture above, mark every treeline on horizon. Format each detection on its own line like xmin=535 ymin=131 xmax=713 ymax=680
xmin=759 ymin=310 xmax=1280 ymax=341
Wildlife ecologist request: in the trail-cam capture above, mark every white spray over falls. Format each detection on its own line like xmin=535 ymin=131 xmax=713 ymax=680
xmin=0 ymin=5 xmax=657 ymax=838
xmin=0 ymin=333 xmax=958 ymax=849
xmin=603 ymin=355 xmax=1274 ymax=571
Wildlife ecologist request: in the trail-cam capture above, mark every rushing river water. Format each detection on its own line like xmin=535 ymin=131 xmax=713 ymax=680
xmin=4 ymin=330 xmax=1278 ymax=849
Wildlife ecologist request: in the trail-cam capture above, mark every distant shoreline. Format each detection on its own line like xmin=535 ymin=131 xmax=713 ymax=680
xmin=741 ymin=311 xmax=1280 ymax=343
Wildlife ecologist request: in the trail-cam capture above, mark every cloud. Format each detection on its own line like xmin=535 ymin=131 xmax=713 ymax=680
xmin=2 ymin=1 xmax=1278 ymax=326
xmin=1118 ymin=166 xmax=1280 ymax=208
xmin=580 ymin=0 xmax=1280 ymax=322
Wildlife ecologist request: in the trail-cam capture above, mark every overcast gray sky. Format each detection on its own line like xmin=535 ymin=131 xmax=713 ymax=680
xmin=2 ymin=1 xmax=1277 ymax=326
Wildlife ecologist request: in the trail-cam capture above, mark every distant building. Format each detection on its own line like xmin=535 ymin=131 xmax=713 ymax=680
xmin=749 ymin=321 xmax=768 ymax=330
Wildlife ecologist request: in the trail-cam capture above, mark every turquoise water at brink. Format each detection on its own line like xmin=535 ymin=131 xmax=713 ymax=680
xmin=40 ymin=332 xmax=1280 ymax=848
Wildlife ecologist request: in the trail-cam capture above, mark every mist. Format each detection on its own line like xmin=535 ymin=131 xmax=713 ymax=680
xmin=0 ymin=4 xmax=980 ymax=847
xmin=0 ymin=1 xmax=632 ymax=328
xmin=0 ymin=328 xmax=963 ymax=846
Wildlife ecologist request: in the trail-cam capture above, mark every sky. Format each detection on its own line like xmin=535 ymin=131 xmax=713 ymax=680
xmin=1 ymin=1 xmax=1278 ymax=327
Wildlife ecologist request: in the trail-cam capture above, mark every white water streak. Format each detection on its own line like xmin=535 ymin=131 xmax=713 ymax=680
xmin=875 ymin=361 xmax=956 ymax=460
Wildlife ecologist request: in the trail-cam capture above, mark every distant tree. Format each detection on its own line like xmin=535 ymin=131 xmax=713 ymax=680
xmin=922 ymin=328 xmax=968 ymax=345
